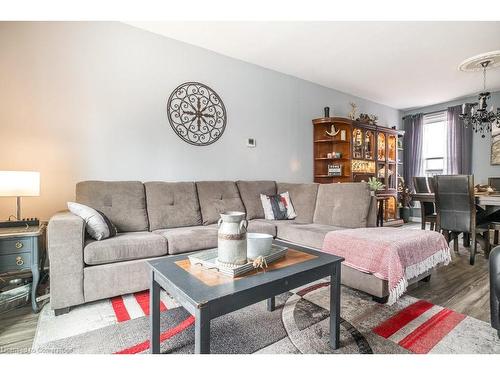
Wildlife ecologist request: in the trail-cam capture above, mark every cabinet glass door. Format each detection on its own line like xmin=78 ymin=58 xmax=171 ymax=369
xmin=377 ymin=133 xmax=386 ymax=161
xmin=388 ymin=135 xmax=396 ymax=162
xmin=387 ymin=164 xmax=397 ymax=189
xmin=353 ymin=128 xmax=363 ymax=159
xmin=377 ymin=162 xmax=387 ymax=189
xmin=364 ymin=130 xmax=374 ymax=160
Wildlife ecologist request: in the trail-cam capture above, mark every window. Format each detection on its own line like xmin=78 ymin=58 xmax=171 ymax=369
xmin=422 ymin=111 xmax=447 ymax=176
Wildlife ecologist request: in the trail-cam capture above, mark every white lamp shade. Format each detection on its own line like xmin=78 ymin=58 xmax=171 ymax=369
xmin=0 ymin=171 xmax=40 ymax=197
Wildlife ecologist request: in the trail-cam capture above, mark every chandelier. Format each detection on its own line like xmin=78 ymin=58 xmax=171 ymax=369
xmin=459 ymin=54 xmax=500 ymax=138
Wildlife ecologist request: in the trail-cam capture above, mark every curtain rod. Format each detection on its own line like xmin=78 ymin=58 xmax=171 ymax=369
xmin=402 ymin=102 xmax=478 ymax=120
xmin=423 ymin=109 xmax=447 ymax=116
xmin=402 ymin=109 xmax=444 ymax=120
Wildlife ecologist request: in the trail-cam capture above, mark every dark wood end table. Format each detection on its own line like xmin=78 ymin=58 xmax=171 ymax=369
xmin=148 ymin=239 xmax=343 ymax=354
xmin=0 ymin=224 xmax=46 ymax=313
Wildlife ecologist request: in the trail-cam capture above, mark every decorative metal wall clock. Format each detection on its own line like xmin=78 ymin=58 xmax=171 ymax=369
xmin=167 ymin=82 xmax=227 ymax=146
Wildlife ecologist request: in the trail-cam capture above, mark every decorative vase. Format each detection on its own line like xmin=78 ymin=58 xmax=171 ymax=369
xmin=324 ymin=107 xmax=330 ymax=118
xmin=399 ymin=207 xmax=410 ymax=223
xmin=217 ymin=211 xmax=248 ymax=265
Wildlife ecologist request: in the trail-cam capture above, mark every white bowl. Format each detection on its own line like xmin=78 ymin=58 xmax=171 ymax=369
xmin=247 ymin=233 xmax=273 ymax=260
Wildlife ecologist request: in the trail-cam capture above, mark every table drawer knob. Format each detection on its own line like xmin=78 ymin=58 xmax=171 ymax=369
xmin=15 ymin=241 xmax=23 ymax=249
xmin=16 ymin=256 xmax=24 ymax=266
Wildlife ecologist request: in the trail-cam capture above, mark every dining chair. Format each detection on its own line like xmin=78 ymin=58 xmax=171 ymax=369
xmin=434 ymin=175 xmax=490 ymax=265
xmin=413 ymin=176 xmax=437 ymax=230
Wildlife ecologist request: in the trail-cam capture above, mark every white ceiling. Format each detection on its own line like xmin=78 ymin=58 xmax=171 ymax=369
xmin=126 ymin=21 xmax=500 ymax=110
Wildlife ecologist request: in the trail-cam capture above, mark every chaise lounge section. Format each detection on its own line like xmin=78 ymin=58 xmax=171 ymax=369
xmin=48 ymin=180 xmax=392 ymax=314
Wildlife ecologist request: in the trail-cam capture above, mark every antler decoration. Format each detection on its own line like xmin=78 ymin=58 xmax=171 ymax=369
xmin=252 ymin=256 xmax=268 ymax=271
xmin=325 ymin=124 xmax=340 ymax=137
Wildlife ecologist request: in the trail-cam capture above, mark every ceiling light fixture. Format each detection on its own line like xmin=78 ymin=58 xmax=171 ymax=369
xmin=458 ymin=51 xmax=500 ymax=138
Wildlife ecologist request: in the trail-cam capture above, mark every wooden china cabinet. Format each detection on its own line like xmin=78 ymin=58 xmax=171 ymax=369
xmin=312 ymin=117 xmax=403 ymax=224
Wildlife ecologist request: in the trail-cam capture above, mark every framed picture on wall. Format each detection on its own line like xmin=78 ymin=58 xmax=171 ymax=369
xmin=492 ymin=126 xmax=500 ymax=165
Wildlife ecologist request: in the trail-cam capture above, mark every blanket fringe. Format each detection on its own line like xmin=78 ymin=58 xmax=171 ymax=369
xmin=387 ymin=247 xmax=451 ymax=305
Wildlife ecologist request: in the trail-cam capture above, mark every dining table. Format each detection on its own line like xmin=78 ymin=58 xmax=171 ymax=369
xmin=411 ymin=192 xmax=500 ymax=252
xmin=412 ymin=192 xmax=500 ymax=216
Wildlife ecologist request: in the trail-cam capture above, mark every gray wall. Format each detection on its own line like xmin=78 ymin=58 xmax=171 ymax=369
xmin=0 ymin=22 xmax=400 ymax=220
xmin=403 ymin=91 xmax=500 ymax=184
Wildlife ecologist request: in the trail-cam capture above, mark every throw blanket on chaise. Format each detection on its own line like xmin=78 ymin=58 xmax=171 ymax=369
xmin=322 ymin=227 xmax=451 ymax=305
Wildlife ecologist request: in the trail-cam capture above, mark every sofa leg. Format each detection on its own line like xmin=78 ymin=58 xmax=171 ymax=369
xmin=54 ymin=307 xmax=70 ymax=316
xmin=372 ymin=295 xmax=389 ymax=304
xmin=421 ymin=275 xmax=432 ymax=282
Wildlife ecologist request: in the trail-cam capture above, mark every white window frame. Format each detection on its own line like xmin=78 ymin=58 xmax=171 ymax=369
xmin=422 ymin=111 xmax=447 ymax=177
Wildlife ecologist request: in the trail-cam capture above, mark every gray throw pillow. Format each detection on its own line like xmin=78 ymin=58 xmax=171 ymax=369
xmin=67 ymin=202 xmax=117 ymax=240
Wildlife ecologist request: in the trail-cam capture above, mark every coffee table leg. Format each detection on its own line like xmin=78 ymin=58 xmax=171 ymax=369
xmin=195 ymin=305 xmax=210 ymax=354
xmin=330 ymin=262 xmax=341 ymax=350
xmin=150 ymin=271 xmax=160 ymax=354
xmin=267 ymin=296 xmax=275 ymax=312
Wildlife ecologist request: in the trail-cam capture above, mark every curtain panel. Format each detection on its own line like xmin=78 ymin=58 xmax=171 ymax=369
xmin=403 ymin=113 xmax=423 ymax=191
xmin=446 ymin=105 xmax=472 ymax=175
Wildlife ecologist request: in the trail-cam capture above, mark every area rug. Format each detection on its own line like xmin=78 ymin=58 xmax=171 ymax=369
xmin=32 ymin=282 xmax=500 ymax=354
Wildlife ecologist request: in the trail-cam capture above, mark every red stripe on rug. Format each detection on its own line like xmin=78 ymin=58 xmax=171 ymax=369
xmin=115 ymin=315 xmax=195 ymax=354
xmin=373 ymin=300 xmax=434 ymax=338
xmin=398 ymin=308 xmax=465 ymax=354
xmin=111 ymin=296 xmax=131 ymax=322
xmin=134 ymin=291 xmax=167 ymax=316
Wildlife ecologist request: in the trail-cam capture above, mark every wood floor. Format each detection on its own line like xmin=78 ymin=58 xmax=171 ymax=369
xmin=0 ymin=222 xmax=493 ymax=353
xmin=407 ymin=226 xmax=491 ymax=322
xmin=0 ymin=305 xmax=40 ymax=353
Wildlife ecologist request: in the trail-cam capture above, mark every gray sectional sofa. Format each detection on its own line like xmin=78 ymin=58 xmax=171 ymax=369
xmin=48 ymin=180 xmax=381 ymax=315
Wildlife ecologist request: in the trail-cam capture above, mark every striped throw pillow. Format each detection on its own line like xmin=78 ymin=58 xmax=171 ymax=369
xmin=260 ymin=192 xmax=297 ymax=220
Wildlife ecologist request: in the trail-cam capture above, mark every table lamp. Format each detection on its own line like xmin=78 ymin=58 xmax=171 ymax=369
xmin=0 ymin=171 xmax=40 ymax=221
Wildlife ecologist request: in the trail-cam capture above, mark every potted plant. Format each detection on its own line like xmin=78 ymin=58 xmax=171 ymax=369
xmin=398 ymin=183 xmax=412 ymax=223
xmin=367 ymin=177 xmax=385 ymax=196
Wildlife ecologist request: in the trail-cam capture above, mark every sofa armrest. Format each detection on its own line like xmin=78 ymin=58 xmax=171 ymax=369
xmin=366 ymin=196 xmax=377 ymax=227
xmin=48 ymin=211 xmax=86 ymax=310
xmin=490 ymin=246 xmax=500 ymax=331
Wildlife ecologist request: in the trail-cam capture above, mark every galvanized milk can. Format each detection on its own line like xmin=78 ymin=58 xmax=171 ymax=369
xmin=217 ymin=211 xmax=248 ymax=265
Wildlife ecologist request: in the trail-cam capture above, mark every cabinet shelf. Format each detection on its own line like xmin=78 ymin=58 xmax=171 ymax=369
xmin=313 ymin=139 xmax=349 ymax=144
xmin=314 ymin=158 xmax=350 ymax=161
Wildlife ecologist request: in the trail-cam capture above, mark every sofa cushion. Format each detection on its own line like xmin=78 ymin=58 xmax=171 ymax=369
xmin=277 ymin=223 xmax=345 ymax=249
xmin=236 ymin=180 xmax=276 ymax=220
xmin=145 ymin=182 xmax=202 ymax=231
xmin=84 ymin=232 xmax=167 ymax=265
xmin=154 ymin=225 xmax=218 ymax=255
xmin=247 ymin=219 xmax=277 ymax=237
xmin=196 ymin=181 xmax=245 ymax=225
xmin=76 ymin=181 xmax=149 ymax=232
xmin=313 ymin=182 xmax=371 ymax=228
xmin=277 ymin=183 xmax=318 ymax=224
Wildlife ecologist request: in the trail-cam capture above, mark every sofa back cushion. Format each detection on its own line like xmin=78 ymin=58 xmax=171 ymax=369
xmin=236 ymin=180 xmax=276 ymax=220
xmin=145 ymin=182 xmax=202 ymax=230
xmin=313 ymin=182 xmax=371 ymax=228
xmin=277 ymin=182 xmax=318 ymax=223
xmin=76 ymin=181 xmax=149 ymax=232
xmin=196 ymin=181 xmax=245 ymax=225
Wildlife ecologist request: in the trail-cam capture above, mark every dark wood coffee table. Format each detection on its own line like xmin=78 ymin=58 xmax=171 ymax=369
xmin=148 ymin=239 xmax=344 ymax=354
